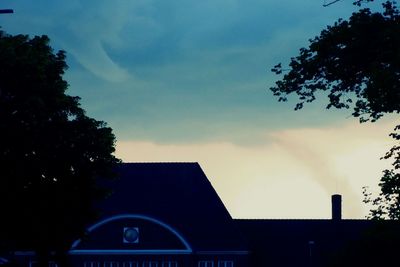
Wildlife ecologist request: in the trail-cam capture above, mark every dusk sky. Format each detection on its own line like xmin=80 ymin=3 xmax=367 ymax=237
xmin=1 ymin=0 xmax=397 ymax=219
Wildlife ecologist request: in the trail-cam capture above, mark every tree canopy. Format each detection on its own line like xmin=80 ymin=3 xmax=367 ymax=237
xmin=0 ymin=30 xmax=120 ymax=261
xmin=271 ymin=0 xmax=400 ymax=122
xmin=270 ymin=1 xmax=400 ymax=219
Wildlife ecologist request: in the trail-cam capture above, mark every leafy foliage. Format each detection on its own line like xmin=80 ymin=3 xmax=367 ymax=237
xmin=271 ymin=1 xmax=400 ymax=122
xmin=270 ymin=1 xmax=400 ymax=219
xmin=0 ymin=31 xmax=120 ymax=259
xmin=363 ymin=125 xmax=400 ymax=219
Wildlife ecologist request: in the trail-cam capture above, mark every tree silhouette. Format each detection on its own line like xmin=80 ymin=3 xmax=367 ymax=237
xmin=270 ymin=1 xmax=400 ymax=219
xmin=0 ymin=31 xmax=120 ymax=265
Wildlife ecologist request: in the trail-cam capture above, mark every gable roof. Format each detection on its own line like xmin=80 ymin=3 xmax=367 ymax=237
xmin=96 ymin=162 xmax=248 ymax=252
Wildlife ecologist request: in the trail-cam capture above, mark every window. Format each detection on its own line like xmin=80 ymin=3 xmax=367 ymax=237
xmin=30 ymin=261 xmax=59 ymax=267
xmin=217 ymin=261 xmax=233 ymax=267
xmin=123 ymin=227 xmax=139 ymax=243
xmin=142 ymin=261 xmax=158 ymax=267
xmin=105 ymin=262 xmax=120 ymax=267
xmin=198 ymin=261 xmax=213 ymax=267
xmin=162 ymin=261 xmax=177 ymax=267
xmin=123 ymin=262 xmax=139 ymax=267
xmin=84 ymin=261 xmax=102 ymax=267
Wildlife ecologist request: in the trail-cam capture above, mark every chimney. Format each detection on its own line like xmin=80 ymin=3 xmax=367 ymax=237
xmin=331 ymin=194 xmax=342 ymax=220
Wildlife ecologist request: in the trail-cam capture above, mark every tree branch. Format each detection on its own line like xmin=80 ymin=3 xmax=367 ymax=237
xmin=323 ymin=0 xmax=342 ymax=7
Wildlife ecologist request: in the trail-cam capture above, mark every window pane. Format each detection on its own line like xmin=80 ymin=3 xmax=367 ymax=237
xmin=217 ymin=261 xmax=233 ymax=267
xmin=123 ymin=261 xmax=139 ymax=267
xmin=143 ymin=261 xmax=158 ymax=267
xmin=162 ymin=261 xmax=178 ymax=267
xmin=198 ymin=261 xmax=213 ymax=267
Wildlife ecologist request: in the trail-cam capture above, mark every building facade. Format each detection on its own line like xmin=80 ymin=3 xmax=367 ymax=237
xmin=14 ymin=163 xmax=248 ymax=267
xmin=11 ymin=163 xmax=400 ymax=267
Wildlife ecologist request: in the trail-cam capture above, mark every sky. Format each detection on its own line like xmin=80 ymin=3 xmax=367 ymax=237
xmin=1 ymin=0 xmax=397 ymax=219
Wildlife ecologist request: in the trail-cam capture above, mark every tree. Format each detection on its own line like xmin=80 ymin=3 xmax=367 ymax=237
xmin=0 ymin=31 xmax=120 ymax=264
xmin=270 ymin=1 xmax=400 ymax=219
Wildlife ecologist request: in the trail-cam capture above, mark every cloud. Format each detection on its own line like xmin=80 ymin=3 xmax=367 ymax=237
xmin=267 ymin=121 xmax=395 ymax=217
xmin=3 ymin=0 xmax=357 ymax=82
xmin=56 ymin=0 xmax=140 ymax=82
xmin=4 ymin=0 xmax=395 ymax=219
xmin=63 ymin=40 xmax=129 ymax=83
xmin=3 ymin=0 xmax=147 ymax=82
xmin=116 ymin=119 xmax=397 ymax=219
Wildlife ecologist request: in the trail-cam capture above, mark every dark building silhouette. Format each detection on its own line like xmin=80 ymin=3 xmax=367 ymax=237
xmin=68 ymin=163 xmax=249 ymax=267
xmin=11 ymin=162 xmax=400 ymax=267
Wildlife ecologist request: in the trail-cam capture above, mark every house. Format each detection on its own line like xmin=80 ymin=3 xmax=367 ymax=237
xmin=68 ymin=163 xmax=249 ymax=267
xmin=13 ymin=162 xmax=400 ymax=267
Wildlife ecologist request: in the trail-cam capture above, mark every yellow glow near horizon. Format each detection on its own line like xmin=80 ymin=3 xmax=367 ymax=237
xmin=115 ymin=120 xmax=396 ymax=219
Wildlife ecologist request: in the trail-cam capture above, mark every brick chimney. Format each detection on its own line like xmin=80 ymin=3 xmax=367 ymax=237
xmin=331 ymin=194 xmax=342 ymax=220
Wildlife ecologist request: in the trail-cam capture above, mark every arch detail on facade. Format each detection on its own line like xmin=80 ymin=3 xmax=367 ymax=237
xmin=70 ymin=214 xmax=192 ymax=254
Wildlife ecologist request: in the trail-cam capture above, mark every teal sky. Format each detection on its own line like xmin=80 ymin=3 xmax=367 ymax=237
xmin=1 ymin=0 xmax=395 ymax=218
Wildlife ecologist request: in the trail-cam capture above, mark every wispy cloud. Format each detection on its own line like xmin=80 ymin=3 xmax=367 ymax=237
xmin=3 ymin=0 xmax=391 ymax=219
xmin=116 ymin=119 xmax=397 ymax=219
